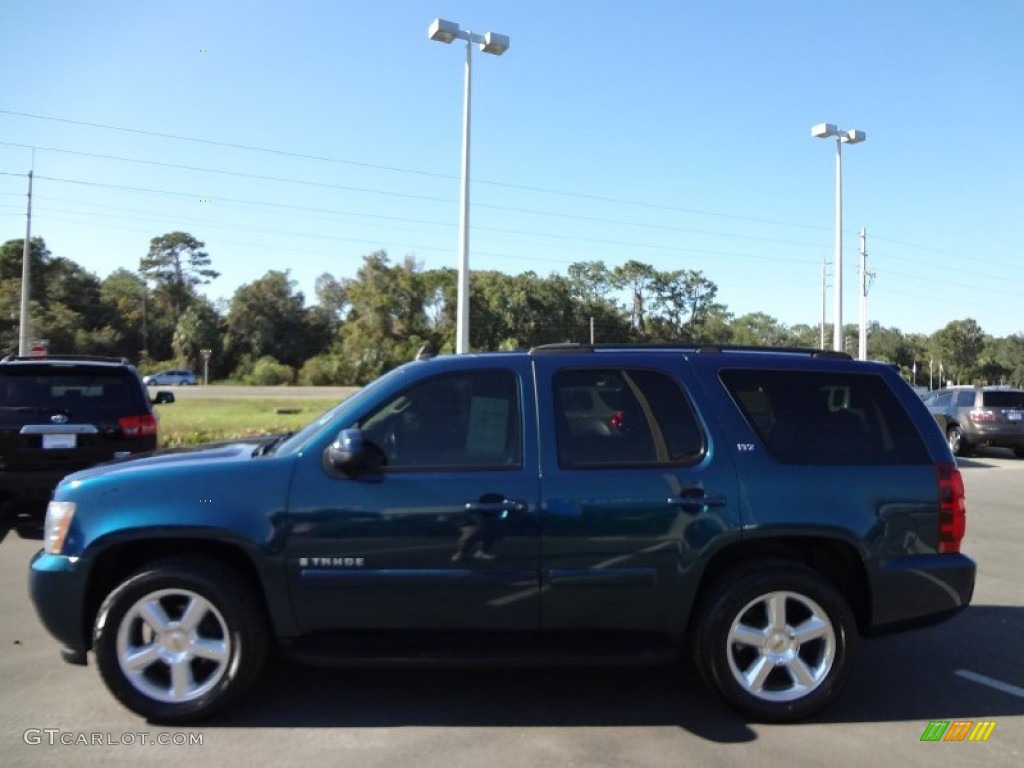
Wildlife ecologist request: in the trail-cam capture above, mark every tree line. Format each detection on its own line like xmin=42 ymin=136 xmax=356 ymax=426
xmin=2 ymin=232 xmax=1023 ymax=387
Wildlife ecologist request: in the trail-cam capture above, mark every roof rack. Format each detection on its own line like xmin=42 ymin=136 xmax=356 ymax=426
xmin=0 ymin=354 xmax=133 ymax=365
xmin=528 ymin=342 xmax=851 ymax=360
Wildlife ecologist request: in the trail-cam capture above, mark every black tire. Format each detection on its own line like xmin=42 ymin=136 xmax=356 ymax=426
xmin=1013 ymin=447 xmax=1024 ymax=459
xmin=692 ymin=564 xmax=859 ymax=722
xmin=947 ymin=425 xmax=971 ymax=457
xmin=93 ymin=557 xmax=269 ymax=723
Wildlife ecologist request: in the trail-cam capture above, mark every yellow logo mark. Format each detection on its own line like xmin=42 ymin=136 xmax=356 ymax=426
xmin=968 ymin=722 xmax=996 ymax=742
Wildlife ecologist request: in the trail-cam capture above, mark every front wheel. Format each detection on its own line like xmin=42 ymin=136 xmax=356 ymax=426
xmin=93 ymin=558 xmax=268 ymax=723
xmin=692 ymin=564 xmax=859 ymax=722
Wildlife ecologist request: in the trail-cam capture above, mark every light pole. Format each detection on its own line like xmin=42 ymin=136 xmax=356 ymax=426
xmin=428 ymin=18 xmax=510 ymax=354
xmin=811 ymin=122 xmax=866 ymax=352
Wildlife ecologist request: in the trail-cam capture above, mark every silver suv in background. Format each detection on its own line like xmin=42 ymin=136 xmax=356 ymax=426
xmin=142 ymin=369 xmax=196 ymax=386
xmin=922 ymin=385 xmax=1024 ymax=457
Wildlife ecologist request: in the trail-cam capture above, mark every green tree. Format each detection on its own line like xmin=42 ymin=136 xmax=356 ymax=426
xmin=99 ymin=269 xmax=149 ymax=358
xmin=225 ymin=270 xmax=329 ymax=372
xmin=932 ymin=319 xmax=986 ymax=384
xmin=731 ymin=312 xmax=789 ymax=346
xmin=172 ymin=297 xmax=223 ymax=373
xmin=139 ymin=232 xmax=218 ymax=319
xmin=611 ymin=260 xmax=657 ymax=336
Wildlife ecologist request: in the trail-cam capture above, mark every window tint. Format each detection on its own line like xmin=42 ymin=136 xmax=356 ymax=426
xmin=720 ymin=369 xmax=930 ymax=465
xmin=982 ymin=390 xmax=1024 ymax=408
xmin=553 ymin=368 xmax=704 ymax=468
xmin=359 ymin=370 xmax=520 ymax=470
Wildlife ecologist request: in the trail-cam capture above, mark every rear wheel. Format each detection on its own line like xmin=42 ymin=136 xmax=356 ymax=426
xmin=93 ymin=557 xmax=268 ymax=723
xmin=947 ymin=425 xmax=971 ymax=457
xmin=693 ymin=564 xmax=859 ymax=722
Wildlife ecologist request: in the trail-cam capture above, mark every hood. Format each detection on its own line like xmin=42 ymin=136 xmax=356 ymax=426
xmin=59 ymin=437 xmax=273 ymax=485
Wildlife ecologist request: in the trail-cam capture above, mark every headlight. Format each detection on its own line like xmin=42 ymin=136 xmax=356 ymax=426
xmin=44 ymin=501 xmax=76 ymax=554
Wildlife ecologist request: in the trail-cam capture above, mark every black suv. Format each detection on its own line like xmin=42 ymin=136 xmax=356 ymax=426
xmin=1 ymin=355 xmax=173 ymax=515
xmin=922 ymin=385 xmax=1024 ymax=457
xmin=30 ymin=346 xmax=974 ymax=724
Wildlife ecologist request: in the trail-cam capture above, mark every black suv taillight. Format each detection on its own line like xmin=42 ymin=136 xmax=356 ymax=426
xmin=118 ymin=414 xmax=158 ymax=437
xmin=937 ymin=463 xmax=966 ymax=554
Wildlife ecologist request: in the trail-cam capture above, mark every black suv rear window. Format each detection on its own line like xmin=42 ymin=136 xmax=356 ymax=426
xmin=982 ymin=391 xmax=1024 ymax=408
xmin=720 ymin=369 xmax=930 ymax=465
xmin=1 ymin=368 xmax=142 ymax=410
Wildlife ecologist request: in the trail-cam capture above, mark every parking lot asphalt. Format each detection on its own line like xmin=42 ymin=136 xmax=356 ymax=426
xmin=1 ymin=452 xmax=1021 ymax=768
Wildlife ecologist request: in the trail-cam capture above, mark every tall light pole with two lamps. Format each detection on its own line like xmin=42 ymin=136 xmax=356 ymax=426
xmin=811 ymin=122 xmax=865 ymax=353
xmin=428 ymin=18 xmax=510 ymax=354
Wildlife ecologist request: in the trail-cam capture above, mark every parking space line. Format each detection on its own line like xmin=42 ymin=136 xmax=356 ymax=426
xmin=955 ymin=669 xmax=1024 ymax=699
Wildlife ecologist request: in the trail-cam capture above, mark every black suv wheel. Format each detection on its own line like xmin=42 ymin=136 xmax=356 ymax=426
xmin=93 ymin=557 xmax=268 ymax=723
xmin=693 ymin=564 xmax=859 ymax=722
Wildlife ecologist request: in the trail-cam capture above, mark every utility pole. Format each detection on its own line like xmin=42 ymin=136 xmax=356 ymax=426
xmin=820 ymin=256 xmax=829 ymax=349
xmin=858 ymin=228 xmax=874 ymax=361
xmin=18 ymin=168 xmax=34 ymax=357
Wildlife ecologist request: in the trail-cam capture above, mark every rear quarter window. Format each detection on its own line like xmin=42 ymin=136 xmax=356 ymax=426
xmin=720 ymin=369 xmax=931 ymax=465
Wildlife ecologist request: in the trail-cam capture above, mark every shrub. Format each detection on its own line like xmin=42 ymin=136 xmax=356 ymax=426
xmin=243 ymin=356 xmax=295 ymax=386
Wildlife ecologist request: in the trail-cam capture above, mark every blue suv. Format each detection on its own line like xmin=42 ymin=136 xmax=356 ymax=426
xmin=29 ymin=345 xmax=975 ymax=723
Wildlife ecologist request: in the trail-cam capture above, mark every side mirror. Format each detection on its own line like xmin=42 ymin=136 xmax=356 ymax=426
xmin=325 ymin=428 xmax=366 ymax=475
xmin=152 ymin=391 xmax=175 ymax=405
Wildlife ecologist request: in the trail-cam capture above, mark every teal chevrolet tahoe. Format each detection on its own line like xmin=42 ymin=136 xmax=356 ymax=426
xmin=29 ymin=345 xmax=975 ymax=723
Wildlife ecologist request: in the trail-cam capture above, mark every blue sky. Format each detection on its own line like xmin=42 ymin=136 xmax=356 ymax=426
xmin=1 ymin=0 xmax=1022 ymax=339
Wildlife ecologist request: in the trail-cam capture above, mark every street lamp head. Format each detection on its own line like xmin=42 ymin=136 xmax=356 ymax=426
xmin=428 ymin=18 xmax=460 ymax=44
xmin=811 ymin=122 xmax=839 ymax=139
xmin=843 ymin=129 xmax=866 ymax=144
xmin=481 ymin=31 xmax=510 ymax=55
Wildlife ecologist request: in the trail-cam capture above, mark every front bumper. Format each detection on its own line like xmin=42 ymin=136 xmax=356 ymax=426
xmin=867 ymin=553 xmax=976 ymax=634
xmin=29 ymin=550 xmax=91 ymax=658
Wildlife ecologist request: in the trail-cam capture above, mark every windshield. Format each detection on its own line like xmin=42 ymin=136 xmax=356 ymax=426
xmin=272 ymin=366 xmax=411 ymax=456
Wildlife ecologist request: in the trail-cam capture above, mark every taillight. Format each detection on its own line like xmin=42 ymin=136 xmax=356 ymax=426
xmin=969 ymin=409 xmax=995 ymax=423
xmin=937 ymin=463 xmax=966 ymax=554
xmin=118 ymin=414 xmax=158 ymax=437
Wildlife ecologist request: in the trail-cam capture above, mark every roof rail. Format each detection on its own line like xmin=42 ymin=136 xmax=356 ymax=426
xmin=528 ymin=342 xmax=852 ymax=359
xmin=695 ymin=345 xmax=852 ymax=359
xmin=0 ymin=354 xmax=133 ymax=365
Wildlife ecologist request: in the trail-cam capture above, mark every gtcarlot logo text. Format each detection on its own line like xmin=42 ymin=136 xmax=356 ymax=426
xmin=23 ymin=729 xmax=203 ymax=747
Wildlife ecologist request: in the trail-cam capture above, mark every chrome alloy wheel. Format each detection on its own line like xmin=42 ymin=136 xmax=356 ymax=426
xmin=725 ymin=590 xmax=836 ymax=703
xmin=115 ymin=588 xmax=232 ymax=704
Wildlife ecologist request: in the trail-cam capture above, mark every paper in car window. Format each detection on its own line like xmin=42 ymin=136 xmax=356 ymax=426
xmin=467 ymin=397 xmax=509 ymax=454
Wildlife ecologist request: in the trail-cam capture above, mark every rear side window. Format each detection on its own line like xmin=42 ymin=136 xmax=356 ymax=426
xmin=720 ymin=369 xmax=930 ymax=465
xmin=955 ymin=390 xmax=976 ymax=407
xmin=553 ymin=368 xmax=704 ymax=468
xmin=982 ymin=390 xmax=1024 ymax=408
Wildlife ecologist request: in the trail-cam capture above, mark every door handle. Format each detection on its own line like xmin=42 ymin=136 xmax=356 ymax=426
xmin=667 ymin=491 xmax=727 ymax=513
xmin=464 ymin=499 xmax=525 ymax=517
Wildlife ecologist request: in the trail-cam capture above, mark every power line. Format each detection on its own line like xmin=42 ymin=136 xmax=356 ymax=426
xmin=2 ymin=141 xmax=834 ymax=251
xmin=0 ymin=109 xmax=833 ymax=232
